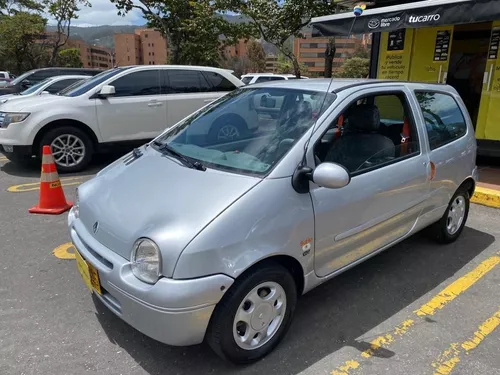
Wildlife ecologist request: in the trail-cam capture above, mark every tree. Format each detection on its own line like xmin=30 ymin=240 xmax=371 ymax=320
xmin=324 ymin=37 xmax=336 ymax=78
xmin=110 ymin=0 xmax=257 ymax=66
xmin=44 ymin=0 xmax=90 ymax=66
xmin=276 ymin=54 xmax=308 ymax=75
xmin=350 ymin=45 xmax=370 ymax=59
xmin=333 ymin=57 xmax=369 ymax=79
xmin=247 ymin=39 xmax=266 ymax=72
xmin=57 ymin=48 xmax=83 ymax=67
xmin=0 ymin=11 xmax=46 ymax=73
xmin=221 ymin=0 xmax=338 ymax=78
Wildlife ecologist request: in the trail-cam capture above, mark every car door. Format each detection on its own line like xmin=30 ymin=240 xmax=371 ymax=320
xmin=310 ymin=87 xmax=431 ymax=277
xmin=164 ymin=69 xmax=226 ymax=129
xmin=95 ymin=68 xmax=166 ymax=142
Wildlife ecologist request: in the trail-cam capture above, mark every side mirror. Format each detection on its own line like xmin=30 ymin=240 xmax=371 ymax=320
xmin=312 ymin=162 xmax=350 ymax=189
xmin=98 ymin=85 xmax=115 ymax=98
xmin=41 ymin=91 xmax=50 ymax=95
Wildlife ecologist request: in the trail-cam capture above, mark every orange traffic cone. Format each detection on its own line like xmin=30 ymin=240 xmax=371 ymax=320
xmin=29 ymin=145 xmax=73 ymax=215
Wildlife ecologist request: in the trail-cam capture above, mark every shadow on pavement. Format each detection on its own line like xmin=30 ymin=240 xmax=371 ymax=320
xmin=0 ymin=152 xmax=127 ymax=178
xmin=93 ymin=227 xmax=494 ymax=375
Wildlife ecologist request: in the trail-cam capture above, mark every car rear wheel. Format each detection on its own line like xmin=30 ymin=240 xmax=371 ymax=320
xmin=430 ymin=187 xmax=470 ymax=244
xmin=209 ymin=115 xmax=248 ymax=143
xmin=206 ymin=263 xmax=297 ymax=364
xmin=39 ymin=126 xmax=94 ymax=173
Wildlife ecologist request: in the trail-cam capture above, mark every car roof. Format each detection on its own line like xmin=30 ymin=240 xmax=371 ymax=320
xmin=119 ymin=65 xmax=234 ymax=74
xmin=242 ymin=78 xmax=458 ymax=93
xmin=48 ymin=75 xmax=91 ymax=81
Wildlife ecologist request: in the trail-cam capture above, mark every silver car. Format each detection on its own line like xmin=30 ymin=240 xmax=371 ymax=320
xmin=68 ymin=79 xmax=478 ymax=364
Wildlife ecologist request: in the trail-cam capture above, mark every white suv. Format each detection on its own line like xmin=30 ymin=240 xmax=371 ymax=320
xmin=241 ymin=73 xmax=309 ymax=85
xmin=0 ymin=65 xmax=244 ymax=172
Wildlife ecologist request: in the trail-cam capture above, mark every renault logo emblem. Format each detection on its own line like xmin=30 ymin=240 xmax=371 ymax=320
xmin=92 ymin=221 xmax=99 ymax=234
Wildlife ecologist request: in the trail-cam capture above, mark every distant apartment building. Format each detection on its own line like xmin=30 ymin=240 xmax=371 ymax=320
xmin=265 ymin=54 xmax=278 ymax=73
xmin=38 ymin=32 xmax=113 ymax=69
xmin=114 ymin=28 xmax=168 ymax=66
xmin=294 ymin=33 xmax=371 ymax=77
xmin=223 ymin=39 xmax=249 ymax=59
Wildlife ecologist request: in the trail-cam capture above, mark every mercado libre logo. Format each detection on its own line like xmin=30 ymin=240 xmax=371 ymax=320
xmin=368 ymin=18 xmax=381 ymax=29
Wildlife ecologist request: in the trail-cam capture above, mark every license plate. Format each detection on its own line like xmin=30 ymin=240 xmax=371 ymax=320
xmin=75 ymin=249 xmax=102 ymax=295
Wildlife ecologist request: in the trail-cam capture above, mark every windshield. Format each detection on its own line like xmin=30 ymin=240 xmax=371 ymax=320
xmin=63 ymin=68 xmax=129 ymax=97
xmin=56 ymin=78 xmax=87 ymax=95
xmin=20 ymin=78 xmax=53 ymax=95
xmin=241 ymin=76 xmax=252 ymax=85
xmin=152 ymin=87 xmax=336 ymax=176
xmin=9 ymin=70 xmax=34 ymax=85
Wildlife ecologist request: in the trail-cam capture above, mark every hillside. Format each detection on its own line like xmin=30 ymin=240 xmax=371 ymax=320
xmin=46 ymin=15 xmax=278 ymax=54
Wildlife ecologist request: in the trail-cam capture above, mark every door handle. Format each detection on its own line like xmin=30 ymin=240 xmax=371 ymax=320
xmin=148 ymin=101 xmax=162 ymax=107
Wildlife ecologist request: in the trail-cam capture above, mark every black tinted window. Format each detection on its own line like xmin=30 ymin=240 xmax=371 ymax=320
xmin=46 ymin=79 xmax=80 ymax=94
xmin=28 ymin=70 xmax=57 ymax=83
xmin=416 ymin=92 xmax=467 ymax=150
xmin=111 ymin=70 xmax=161 ymax=97
xmin=202 ymin=71 xmax=236 ymax=91
xmin=167 ymin=70 xmax=211 ymax=93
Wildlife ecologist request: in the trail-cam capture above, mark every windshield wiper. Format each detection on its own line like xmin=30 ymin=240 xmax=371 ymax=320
xmin=153 ymin=141 xmax=206 ymax=171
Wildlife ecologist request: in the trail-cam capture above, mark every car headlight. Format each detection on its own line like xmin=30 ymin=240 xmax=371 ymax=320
xmin=131 ymin=238 xmax=161 ymax=284
xmin=0 ymin=112 xmax=30 ymax=128
xmin=73 ymin=188 xmax=79 ymax=218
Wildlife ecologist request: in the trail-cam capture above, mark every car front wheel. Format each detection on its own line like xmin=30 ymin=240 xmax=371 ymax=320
xmin=39 ymin=126 xmax=94 ymax=173
xmin=206 ymin=263 xmax=297 ymax=364
xmin=430 ymin=187 xmax=470 ymax=244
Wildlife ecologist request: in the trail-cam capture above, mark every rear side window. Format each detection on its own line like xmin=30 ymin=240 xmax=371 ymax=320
xmin=45 ymin=79 xmax=81 ymax=94
xmin=167 ymin=70 xmax=211 ymax=93
xmin=202 ymin=71 xmax=236 ymax=91
xmin=111 ymin=70 xmax=161 ymax=97
xmin=29 ymin=69 xmax=57 ymax=83
xmin=416 ymin=92 xmax=467 ymax=150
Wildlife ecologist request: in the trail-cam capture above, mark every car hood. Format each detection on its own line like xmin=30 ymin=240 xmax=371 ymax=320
xmin=0 ymin=93 xmax=28 ymax=104
xmin=76 ymin=146 xmax=262 ymax=277
xmin=0 ymin=94 xmax=68 ymax=111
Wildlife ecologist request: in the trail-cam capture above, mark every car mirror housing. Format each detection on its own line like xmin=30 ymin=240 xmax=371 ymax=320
xmin=312 ymin=162 xmax=350 ymax=189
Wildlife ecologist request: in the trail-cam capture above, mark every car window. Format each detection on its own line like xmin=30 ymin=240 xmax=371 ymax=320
xmin=64 ymin=68 xmax=130 ymax=97
xmin=166 ymin=70 xmax=212 ymax=93
xmin=241 ymin=76 xmax=252 ymax=85
xmin=202 ymin=71 xmax=237 ymax=91
xmin=415 ymin=91 xmax=467 ymax=150
xmin=19 ymin=78 xmax=53 ymax=95
xmin=315 ymin=93 xmax=420 ymax=175
xmin=153 ymin=87 xmax=336 ymax=176
xmin=45 ymin=78 xmax=81 ymax=94
xmin=269 ymin=76 xmax=286 ymax=81
xmin=110 ymin=70 xmax=161 ymax=97
xmin=29 ymin=70 xmax=57 ymax=84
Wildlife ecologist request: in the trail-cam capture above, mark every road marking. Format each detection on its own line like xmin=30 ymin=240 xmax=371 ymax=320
xmin=8 ymin=177 xmax=83 ymax=192
xmin=431 ymin=309 xmax=500 ymax=375
xmin=415 ymin=255 xmax=500 ymax=316
xmin=329 ymin=253 xmax=500 ymax=375
xmin=52 ymin=242 xmax=76 ymax=260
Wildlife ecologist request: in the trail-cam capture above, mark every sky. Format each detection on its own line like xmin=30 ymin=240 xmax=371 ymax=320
xmin=62 ymin=0 xmax=145 ymax=27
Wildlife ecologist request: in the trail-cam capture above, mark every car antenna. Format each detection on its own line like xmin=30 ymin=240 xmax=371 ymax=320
xmin=292 ymin=3 xmax=365 ymax=193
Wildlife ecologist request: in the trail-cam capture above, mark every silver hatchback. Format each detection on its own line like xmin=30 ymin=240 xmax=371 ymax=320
xmin=68 ymin=79 xmax=478 ymax=364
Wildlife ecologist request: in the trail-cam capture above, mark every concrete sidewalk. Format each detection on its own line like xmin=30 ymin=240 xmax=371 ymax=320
xmin=472 ymin=166 xmax=500 ymax=208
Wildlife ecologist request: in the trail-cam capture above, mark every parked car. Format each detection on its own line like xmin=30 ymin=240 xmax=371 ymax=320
xmin=0 ymin=75 xmax=89 ymax=104
xmin=68 ymin=79 xmax=478 ymax=363
xmin=241 ymin=73 xmax=309 ymax=85
xmin=0 ymin=71 xmax=15 ymax=87
xmin=0 ymin=67 xmax=101 ymax=96
xmin=0 ymin=65 xmax=244 ymax=172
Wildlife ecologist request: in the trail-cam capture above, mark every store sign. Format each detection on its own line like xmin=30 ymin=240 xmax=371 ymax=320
xmin=312 ymin=0 xmax=500 ymax=36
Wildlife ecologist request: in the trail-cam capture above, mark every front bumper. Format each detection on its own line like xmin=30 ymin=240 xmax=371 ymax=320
xmin=68 ymin=208 xmax=234 ymax=346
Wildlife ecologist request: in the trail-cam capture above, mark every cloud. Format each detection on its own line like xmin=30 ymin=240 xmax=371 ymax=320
xmin=48 ymin=0 xmax=145 ymax=27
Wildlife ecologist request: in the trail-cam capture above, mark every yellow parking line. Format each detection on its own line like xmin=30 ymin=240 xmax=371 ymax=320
xmin=7 ymin=177 xmax=84 ymax=193
xmin=431 ymin=309 xmax=500 ymax=375
xmin=52 ymin=242 xmax=76 ymax=260
xmin=330 ymin=253 xmax=500 ymax=375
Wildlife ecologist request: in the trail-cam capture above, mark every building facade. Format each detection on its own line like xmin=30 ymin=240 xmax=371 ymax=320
xmin=294 ymin=33 xmax=371 ymax=77
xmin=114 ymin=28 xmax=168 ymax=66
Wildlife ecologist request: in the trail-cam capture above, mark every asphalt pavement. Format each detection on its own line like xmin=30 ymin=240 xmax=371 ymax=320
xmin=0 ymin=153 xmax=499 ymax=375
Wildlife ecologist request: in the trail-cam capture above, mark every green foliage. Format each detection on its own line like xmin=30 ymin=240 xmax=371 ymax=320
xmin=0 ymin=11 xmax=46 ymax=73
xmin=247 ymin=39 xmax=266 ymax=72
xmin=110 ymin=0 xmax=258 ymax=66
xmin=276 ymin=54 xmax=308 ymax=75
xmin=349 ymin=45 xmax=370 ymax=59
xmin=220 ymin=0 xmax=338 ymax=77
xmin=333 ymin=57 xmax=370 ymax=79
xmin=57 ymin=48 xmax=83 ymax=67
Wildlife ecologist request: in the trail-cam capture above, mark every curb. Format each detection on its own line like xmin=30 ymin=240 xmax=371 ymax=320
xmin=472 ymin=186 xmax=500 ymax=208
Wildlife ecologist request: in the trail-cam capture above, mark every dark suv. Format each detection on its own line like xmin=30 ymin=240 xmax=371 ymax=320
xmin=0 ymin=67 xmax=102 ymax=95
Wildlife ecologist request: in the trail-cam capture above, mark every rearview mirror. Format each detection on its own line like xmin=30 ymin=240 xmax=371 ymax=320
xmin=312 ymin=162 xmax=350 ymax=189
xmin=98 ymin=85 xmax=115 ymax=98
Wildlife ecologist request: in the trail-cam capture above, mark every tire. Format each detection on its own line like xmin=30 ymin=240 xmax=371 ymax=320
xmin=39 ymin=126 xmax=94 ymax=173
xmin=209 ymin=115 xmax=248 ymax=143
xmin=206 ymin=263 xmax=297 ymax=364
xmin=429 ymin=187 xmax=470 ymax=244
